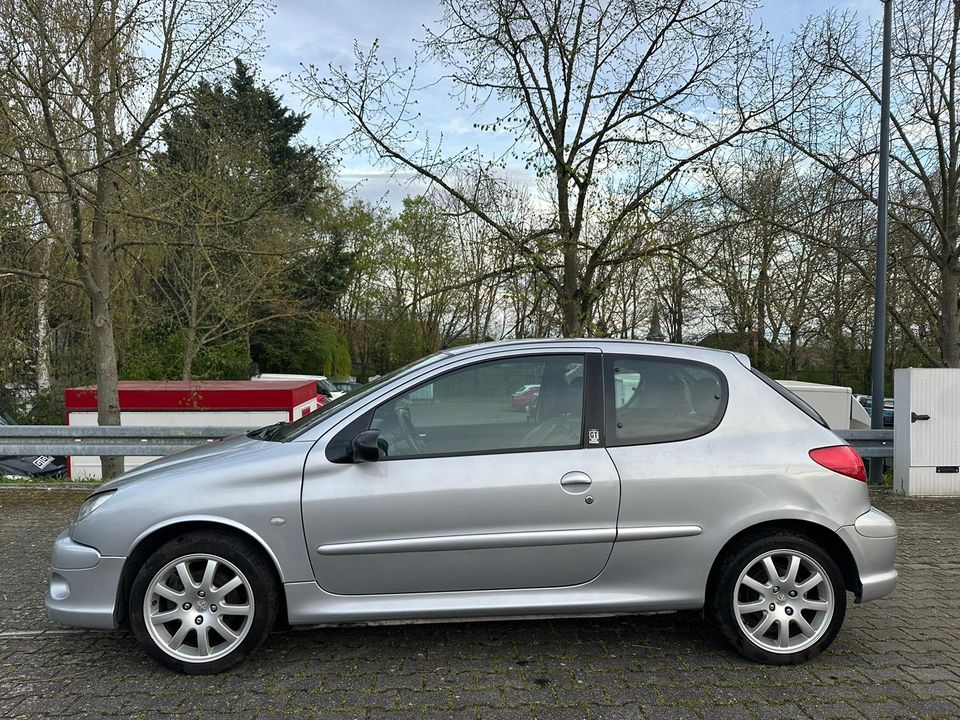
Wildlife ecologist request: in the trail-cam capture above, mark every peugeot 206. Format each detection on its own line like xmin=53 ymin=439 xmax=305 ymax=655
xmin=47 ymin=340 xmax=897 ymax=674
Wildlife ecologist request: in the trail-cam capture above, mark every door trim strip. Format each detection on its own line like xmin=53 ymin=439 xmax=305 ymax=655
xmin=616 ymin=525 xmax=702 ymax=541
xmin=317 ymin=527 xmax=616 ymax=555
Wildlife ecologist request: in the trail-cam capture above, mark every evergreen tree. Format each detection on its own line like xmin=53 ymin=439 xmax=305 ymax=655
xmin=135 ymin=60 xmax=353 ymax=380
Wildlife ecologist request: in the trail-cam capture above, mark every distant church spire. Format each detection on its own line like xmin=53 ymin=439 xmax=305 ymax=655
xmin=646 ymin=304 xmax=665 ymax=342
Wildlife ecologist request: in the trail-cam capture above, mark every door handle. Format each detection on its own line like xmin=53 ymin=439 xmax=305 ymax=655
xmin=560 ymin=471 xmax=592 ymax=494
xmin=911 ymin=412 xmax=930 ymax=423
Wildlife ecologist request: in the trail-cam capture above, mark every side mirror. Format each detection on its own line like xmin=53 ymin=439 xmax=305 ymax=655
xmin=351 ymin=429 xmax=384 ymax=463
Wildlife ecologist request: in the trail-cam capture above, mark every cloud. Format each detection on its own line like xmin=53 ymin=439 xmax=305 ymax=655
xmin=336 ymin=164 xmax=546 ymax=211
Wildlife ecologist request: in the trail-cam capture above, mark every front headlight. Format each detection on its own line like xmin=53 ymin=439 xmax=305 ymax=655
xmin=76 ymin=491 xmax=116 ymax=523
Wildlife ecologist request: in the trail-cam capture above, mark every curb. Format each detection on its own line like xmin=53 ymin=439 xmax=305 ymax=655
xmin=0 ymin=483 xmax=96 ymax=491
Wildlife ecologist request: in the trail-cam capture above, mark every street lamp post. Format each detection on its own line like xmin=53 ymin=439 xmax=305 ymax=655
xmin=869 ymin=0 xmax=894 ymax=484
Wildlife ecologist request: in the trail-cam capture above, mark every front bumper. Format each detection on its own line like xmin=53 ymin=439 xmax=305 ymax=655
xmin=837 ymin=507 xmax=898 ymax=603
xmin=45 ymin=530 xmax=124 ymax=629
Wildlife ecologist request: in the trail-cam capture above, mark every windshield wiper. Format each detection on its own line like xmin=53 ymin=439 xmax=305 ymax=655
xmin=247 ymin=421 xmax=285 ymax=441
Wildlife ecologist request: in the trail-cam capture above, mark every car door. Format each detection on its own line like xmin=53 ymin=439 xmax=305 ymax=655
xmin=602 ymin=352 xmax=731 ymax=547
xmin=300 ymin=350 xmax=619 ymax=595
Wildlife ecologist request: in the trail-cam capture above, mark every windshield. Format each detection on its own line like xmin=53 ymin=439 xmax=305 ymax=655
xmin=317 ymin=377 xmax=338 ymax=395
xmin=266 ymin=352 xmax=450 ymax=442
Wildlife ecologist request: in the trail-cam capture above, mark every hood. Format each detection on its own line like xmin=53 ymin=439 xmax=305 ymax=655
xmin=95 ymin=433 xmax=268 ymax=492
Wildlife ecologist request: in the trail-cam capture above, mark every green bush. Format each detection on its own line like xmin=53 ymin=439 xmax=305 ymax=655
xmin=120 ymin=329 xmax=249 ymax=380
xmin=251 ymin=319 xmax=352 ymax=377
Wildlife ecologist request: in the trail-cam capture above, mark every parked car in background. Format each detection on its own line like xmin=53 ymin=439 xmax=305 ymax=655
xmin=885 ymin=398 xmax=895 ymax=426
xmin=510 ymin=383 xmax=540 ymax=410
xmin=857 ymin=395 xmax=895 ymax=427
xmin=333 ymin=381 xmax=363 ymax=394
xmin=0 ymin=410 xmax=67 ymax=479
xmin=48 ymin=340 xmax=897 ymax=674
xmin=251 ymin=373 xmax=344 ymax=402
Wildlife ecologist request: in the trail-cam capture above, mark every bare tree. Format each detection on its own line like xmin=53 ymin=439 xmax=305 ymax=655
xmin=774 ymin=0 xmax=960 ymax=366
xmin=0 ymin=0 xmax=264 ymax=475
xmin=649 ymin=241 xmax=704 ymax=344
xmin=298 ymin=0 xmax=783 ymax=336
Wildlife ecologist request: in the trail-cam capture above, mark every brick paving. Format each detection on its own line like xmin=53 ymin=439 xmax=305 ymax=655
xmin=0 ymin=488 xmax=957 ymax=719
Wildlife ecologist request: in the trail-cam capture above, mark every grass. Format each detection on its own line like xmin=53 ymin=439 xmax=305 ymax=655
xmin=0 ymin=473 xmax=98 ymax=487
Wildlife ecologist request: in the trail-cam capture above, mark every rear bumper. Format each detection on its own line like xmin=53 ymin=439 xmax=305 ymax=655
xmin=838 ymin=507 xmax=898 ymax=603
xmin=45 ymin=531 xmax=124 ymax=629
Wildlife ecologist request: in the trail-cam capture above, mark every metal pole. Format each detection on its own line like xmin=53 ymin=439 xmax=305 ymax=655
xmin=869 ymin=0 xmax=894 ymax=484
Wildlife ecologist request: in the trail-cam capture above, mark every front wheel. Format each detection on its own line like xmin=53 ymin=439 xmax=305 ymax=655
xmin=711 ymin=533 xmax=846 ymax=665
xmin=129 ymin=531 xmax=278 ymax=674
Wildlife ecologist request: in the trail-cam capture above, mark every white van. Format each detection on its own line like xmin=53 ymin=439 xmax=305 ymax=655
xmin=251 ymin=373 xmax=344 ymax=400
xmin=776 ymin=380 xmax=871 ymax=430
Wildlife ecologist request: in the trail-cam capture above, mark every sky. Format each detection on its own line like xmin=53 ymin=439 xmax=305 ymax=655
xmin=260 ymin=0 xmax=882 ymax=208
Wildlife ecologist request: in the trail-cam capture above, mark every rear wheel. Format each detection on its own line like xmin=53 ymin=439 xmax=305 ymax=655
xmin=130 ymin=531 xmax=278 ymax=674
xmin=711 ymin=533 xmax=846 ymax=664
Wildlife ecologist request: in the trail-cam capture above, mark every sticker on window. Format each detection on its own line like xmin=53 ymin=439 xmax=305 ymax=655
xmin=588 ymin=429 xmax=600 ymax=444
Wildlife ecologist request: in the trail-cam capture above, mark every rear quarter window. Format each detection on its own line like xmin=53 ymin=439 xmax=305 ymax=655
xmin=605 ymin=355 xmax=728 ymax=445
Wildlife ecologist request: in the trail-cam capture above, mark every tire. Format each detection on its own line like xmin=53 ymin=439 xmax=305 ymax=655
xmin=129 ymin=531 xmax=278 ymax=674
xmin=710 ymin=532 xmax=846 ymax=665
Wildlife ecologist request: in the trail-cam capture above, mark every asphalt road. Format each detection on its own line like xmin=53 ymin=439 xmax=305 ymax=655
xmin=0 ymin=488 xmax=958 ymax=719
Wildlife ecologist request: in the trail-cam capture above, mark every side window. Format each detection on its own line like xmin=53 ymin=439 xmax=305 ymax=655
xmin=371 ymin=355 xmax=585 ymax=459
xmin=606 ymin=355 xmax=726 ymax=445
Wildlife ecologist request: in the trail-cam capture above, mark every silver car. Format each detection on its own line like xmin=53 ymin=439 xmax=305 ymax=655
xmin=46 ymin=340 xmax=897 ymax=674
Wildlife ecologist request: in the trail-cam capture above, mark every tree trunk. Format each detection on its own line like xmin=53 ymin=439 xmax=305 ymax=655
xmin=35 ymin=238 xmax=54 ymax=395
xmin=787 ymin=326 xmax=799 ymax=380
xmin=90 ymin=173 xmax=123 ymax=479
xmin=670 ymin=293 xmax=684 ymax=344
xmin=560 ymin=233 xmax=580 ymax=337
xmin=943 ymin=262 xmax=960 ymax=367
xmin=182 ymin=342 xmax=196 ymax=382
xmin=755 ymin=262 xmax=768 ymax=372
xmin=91 ymin=289 xmax=122 ymax=478
xmin=832 ymin=260 xmax=843 ymax=386
xmin=182 ymin=289 xmax=200 ymax=381
xmin=560 ymin=286 xmax=580 ymax=336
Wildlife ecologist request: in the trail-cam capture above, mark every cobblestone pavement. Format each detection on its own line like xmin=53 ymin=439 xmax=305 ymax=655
xmin=0 ymin=488 xmax=958 ymax=719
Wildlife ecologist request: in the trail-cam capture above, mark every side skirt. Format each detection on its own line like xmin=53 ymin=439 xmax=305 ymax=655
xmin=282 ymin=580 xmax=702 ymax=626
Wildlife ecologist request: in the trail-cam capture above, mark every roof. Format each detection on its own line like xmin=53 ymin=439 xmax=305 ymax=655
xmin=445 ymin=337 xmax=745 ymax=362
xmin=778 ymin=380 xmax=854 ymax=394
xmin=65 ymin=380 xmax=317 ymax=412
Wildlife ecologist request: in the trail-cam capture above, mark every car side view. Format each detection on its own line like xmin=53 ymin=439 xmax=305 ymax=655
xmin=46 ymin=340 xmax=898 ymax=674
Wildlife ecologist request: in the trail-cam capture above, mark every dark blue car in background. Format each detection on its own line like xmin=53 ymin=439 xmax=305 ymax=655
xmin=857 ymin=395 xmax=894 ymax=427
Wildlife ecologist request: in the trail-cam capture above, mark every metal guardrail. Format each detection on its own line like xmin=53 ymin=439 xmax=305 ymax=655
xmin=0 ymin=425 xmax=894 ymax=459
xmin=836 ymin=429 xmax=894 ymax=459
xmin=0 ymin=425 xmax=250 ymax=456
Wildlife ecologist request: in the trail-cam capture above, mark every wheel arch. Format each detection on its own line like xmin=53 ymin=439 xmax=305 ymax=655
xmin=114 ymin=518 xmax=287 ymax=627
xmin=704 ymin=519 xmax=862 ymax=611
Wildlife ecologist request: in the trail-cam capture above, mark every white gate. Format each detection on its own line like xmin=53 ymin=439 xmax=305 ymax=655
xmin=894 ymin=368 xmax=960 ymax=495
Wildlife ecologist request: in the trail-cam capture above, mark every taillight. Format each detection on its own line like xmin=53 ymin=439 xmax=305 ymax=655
xmin=809 ymin=445 xmax=867 ymax=483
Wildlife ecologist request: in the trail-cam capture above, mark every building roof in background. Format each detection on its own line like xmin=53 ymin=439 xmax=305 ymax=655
xmin=65 ymin=380 xmax=316 ymax=411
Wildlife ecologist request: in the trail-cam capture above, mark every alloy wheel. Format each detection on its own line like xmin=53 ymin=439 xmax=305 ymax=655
xmin=143 ymin=553 xmax=255 ymax=663
xmin=733 ymin=549 xmax=835 ymax=654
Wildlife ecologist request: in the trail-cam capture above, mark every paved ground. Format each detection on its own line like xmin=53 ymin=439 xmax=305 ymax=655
xmin=0 ymin=488 xmax=958 ymax=719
